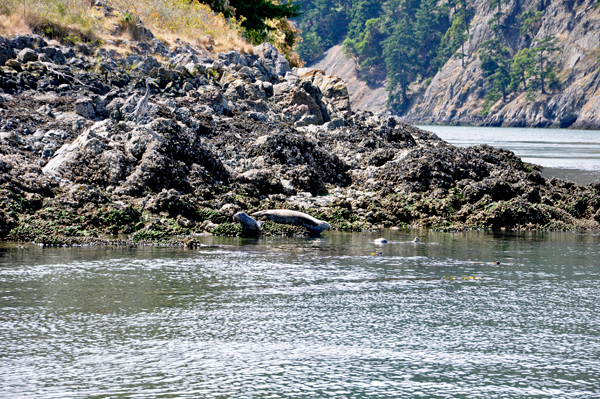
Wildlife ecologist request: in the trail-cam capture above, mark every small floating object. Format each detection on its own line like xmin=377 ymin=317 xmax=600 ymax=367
xmin=493 ymin=261 xmax=501 ymax=265
xmin=374 ymin=238 xmax=388 ymax=244
xmin=412 ymin=236 xmax=420 ymax=243
xmin=371 ymin=251 xmax=383 ymax=256
xmin=445 ymin=276 xmax=482 ymax=280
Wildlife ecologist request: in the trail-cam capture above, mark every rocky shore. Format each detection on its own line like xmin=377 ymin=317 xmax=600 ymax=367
xmin=1 ymin=33 xmax=600 ymax=245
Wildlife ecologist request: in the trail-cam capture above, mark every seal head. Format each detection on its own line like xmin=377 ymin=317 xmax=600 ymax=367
xmin=233 ymin=212 xmax=262 ymax=236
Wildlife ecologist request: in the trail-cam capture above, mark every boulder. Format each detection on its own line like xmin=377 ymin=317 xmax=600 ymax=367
xmin=75 ymin=98 xmax=96 ymax=119
xmin=43 ymin=127 xmax=106 ymax=177
xmin=254 ymin=42 xmax=291 ymax=77
xmin=0 ymin=37 xmax=14 ymax=66
xmin=272 ymin=82 xmax=324 ymax=124
xmin=5 ymin=59 xmax=22 ymax=72
xmin=298 ymin=69 xmax=351 ymax=113
xmin=17 ymin=48 xmax=38 ymax=63
xmin=10 ymin=35 xmax=46 ymax=50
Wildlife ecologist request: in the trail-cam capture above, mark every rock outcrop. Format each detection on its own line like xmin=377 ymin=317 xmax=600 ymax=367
xmin=1 ymin=32 xmax=600 ymax=245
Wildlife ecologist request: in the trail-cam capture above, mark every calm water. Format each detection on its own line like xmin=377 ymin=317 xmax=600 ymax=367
xmin=2 ymin=230 xmax=600 ymax=398
xmin=418 ymin=125 xmax=600 ymax=185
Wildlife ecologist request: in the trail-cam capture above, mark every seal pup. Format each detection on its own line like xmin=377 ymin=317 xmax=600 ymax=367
xmin=233 ymin=212 xmax=262 ymax=236
xmin=374 ymin=238 xmax=388 ymax=244
xmin=412 ymin=236 xmax=420 ymax=243
xmin=251 ymin=209 xmax=331 ymax=234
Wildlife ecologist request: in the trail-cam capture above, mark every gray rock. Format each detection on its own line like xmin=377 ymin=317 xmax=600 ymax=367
xmin=59 ymin=46 xmax=75 ymax=59
xmin=38 ymin=53 xmax=51 ymax=63
xmin=132 ymin=61 xmax=152 ymax=75
xmin=52 ymin=49 xmax=66 ymax=65
xmin=76 ymin=43 xmax=91 ymax=55
xmin=131 ymin=21 xmax=155 ymax=41
xmin=149 ymin=67 xmax=178 ymax=82
xmin=144 ymin=56 xmax=161 ymax=68
xmin=68 ymin=57 xmax=85 ymax=69
xmin=41 ymin=46 xmax=56 ymax=57
xmin=151 ymin=38 xmax=170 ymax=57
xmin=10 ymin=35 xmax=46 ymax=50
xmin=36 ymin=104 xmax=55 ymax=118
xmin=254 ymin=42 xmax=291 ymax=77
xmin=5 ymin=59 xmax=22 ymax=72
xmin=17 ymin=48 xmax=38 ymax=63
xmin=0 ymin=36 xmax=14 ymax=66
xmin=75 ymin=98 xmax=96 ymax=119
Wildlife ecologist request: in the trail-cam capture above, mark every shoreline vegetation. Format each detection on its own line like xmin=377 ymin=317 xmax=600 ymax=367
xmin=1 ymin=3 xmax=600 ymax=246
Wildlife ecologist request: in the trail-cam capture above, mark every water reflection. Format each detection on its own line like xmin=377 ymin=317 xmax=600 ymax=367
xmin=1 ymin=230 xmax=600 ymax=397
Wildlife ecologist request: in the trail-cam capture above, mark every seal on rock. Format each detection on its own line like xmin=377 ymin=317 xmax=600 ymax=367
xmin=233 ymin=212 xmax=262 ymax=236
xmin=251 ymin=209 xmax=331 ymax=234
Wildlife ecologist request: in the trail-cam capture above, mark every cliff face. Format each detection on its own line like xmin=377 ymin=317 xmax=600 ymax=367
xmin=401 ymin=0 xmax=600 ymax=128
xmin=309 ymin=45 xmax=388 ymax=113
xmin=310 ymin=0 xmax=600 ymax=128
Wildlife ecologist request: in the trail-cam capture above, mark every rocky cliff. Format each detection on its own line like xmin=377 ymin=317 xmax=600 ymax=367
xmin=1 ymin=32 xmax=600 ymax=245
xmin=310 ymin=0 xmax=600 ymax=129
xmin=401 ymin=0 xmax=600 ymax=128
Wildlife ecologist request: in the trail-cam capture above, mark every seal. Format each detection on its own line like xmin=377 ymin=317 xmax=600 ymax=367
xmin=251 ymin=209 xmax=331 ymax=234
xmin=374 ymin=238 xmax=388 ymax=244
xmin=233 ymin=212 xmax=262 ymax=236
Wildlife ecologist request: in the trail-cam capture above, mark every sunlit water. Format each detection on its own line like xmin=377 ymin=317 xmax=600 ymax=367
xmin=2 ymin=230 xmax=600 ymax=398
xmin=417 ymin=125 xmax=600 ymax=185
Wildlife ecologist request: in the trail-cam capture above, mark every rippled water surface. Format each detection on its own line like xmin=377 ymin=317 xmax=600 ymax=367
xmin=417 ymin=125 xmax=600 ymax=185
xmin=1 ymin=230 xmax=600 ymax=398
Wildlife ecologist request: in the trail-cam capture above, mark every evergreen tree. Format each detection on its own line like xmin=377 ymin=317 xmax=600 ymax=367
xmin=346 ymin=0 xmax=383 ymax=45
xmin=434 ymin=0 xmax=472 ymax=69
xmin=196 ymin=0 xmax=300 ymax=39
xmin=295 ymin=0 xmax=351 ymax=62
xmin=531 ymin=36 xmax=560 ymax=94
xmin=479 ymin=38 xmax=511 ymax=102
xmin=383 ymin=15 xmax=417 ymax=109
xmin=519 ymin=10 xmax=544 ymax=39
xmin=509 ymin=48 xmax=533 ymax=91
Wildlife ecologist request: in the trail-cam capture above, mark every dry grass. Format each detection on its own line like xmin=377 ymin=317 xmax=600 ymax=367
xmin=0 ymin=0 xmax=301 ymax=62
xmin=0 ymin=0 xmax=101 ymax=40
xmin=0 ymin=0 xmax=251 ymax=52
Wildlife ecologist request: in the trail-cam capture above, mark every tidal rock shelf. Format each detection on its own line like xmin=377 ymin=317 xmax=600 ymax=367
xmin=1 ymin=34 xmax=599 ymax=245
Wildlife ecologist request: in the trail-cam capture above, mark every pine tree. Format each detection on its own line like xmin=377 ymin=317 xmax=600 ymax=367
xmin=196 ymin=0 xmax=300 ymax=37
xmin=480 ymin=38 xmax=511 ymax=102
xmin=509 ymin=48 xmax=533 ymax=91
xmin=383 ymin=15 xmax=417 ymax=110
xmin=531 ymin=36 xmax=560 ymax=94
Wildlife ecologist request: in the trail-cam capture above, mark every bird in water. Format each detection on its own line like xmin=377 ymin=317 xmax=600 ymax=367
xmin=134 ymin=77 xmax=155 ymax=125
xmin=412 ymin=236 xmax=419 ymax=243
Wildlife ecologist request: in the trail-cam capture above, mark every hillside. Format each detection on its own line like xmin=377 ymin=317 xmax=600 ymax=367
xmin=298 ymin=0 xmax=600 ymax=128
xmin=309 ymin=44 xmax=387 ymax=112
xmin=402 ymin=0 xmax=600 ymax=128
